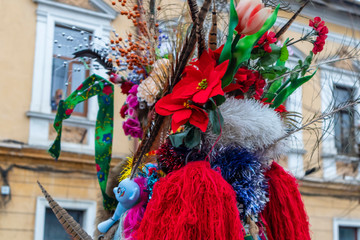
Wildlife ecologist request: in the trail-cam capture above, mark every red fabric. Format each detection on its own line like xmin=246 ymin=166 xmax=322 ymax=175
xmin=135 ymin=161 xmax=245 ymax=240
xmin=262 ymin=162 xmax=311 ymax=240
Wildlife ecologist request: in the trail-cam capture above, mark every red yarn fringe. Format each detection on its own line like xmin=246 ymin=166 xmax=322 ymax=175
xmin=262 ymin=162 xmax=310 ymax=240
xmin=135 ymin=161 xmax=244 ymax=240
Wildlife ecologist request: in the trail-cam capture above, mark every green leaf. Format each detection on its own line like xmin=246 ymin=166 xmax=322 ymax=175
xmin=219 ymin=0 xmax=238 ymax=64
xmin=262 ymin=72 xmax=277 ymax=80
xmin=209 ymin=109 xmax=224 ymax=135
xmin=169 ymin=127 xmax=192 ymax=147
xmin=184 ymin=127 xmax=201 ymax=149
xmin=260 ymin=65 xmax=287 ymax=80
xmin=279 ymin=44 xmax=289 ymax=62
xmin=301 ymin=51 xmax=313 ymax=76
xmin=212 ymin=95 xmax=226 ymax=107
xmin=272 ymin=70 xmax=317 ymax=108
xmin=263 ymin=79 xmax=282 ymax=101
xmin=258 ymin=44 xmax=282 ymax=66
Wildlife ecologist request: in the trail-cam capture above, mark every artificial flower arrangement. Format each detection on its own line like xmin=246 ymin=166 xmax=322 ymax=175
xmin=40 ymin=0 xmax=333 ymax=239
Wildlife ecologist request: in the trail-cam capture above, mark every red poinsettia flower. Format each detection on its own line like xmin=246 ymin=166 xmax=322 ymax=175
xmin=257 ymin=31 xmax=277 ymax=53
xmin=209 ymin=45 xmax=224 ymax=63
xmin=155 ymin=94 xmax=209 ymax=132
xmin=172 ymin=51 xmax=229 ymax=105
xmin=223 ymin=67 xmax=265 ymax=99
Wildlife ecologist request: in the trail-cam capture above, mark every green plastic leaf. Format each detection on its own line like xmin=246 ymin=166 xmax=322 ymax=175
xmin=212 ymin=95 xmax=226 ymax=107
xmin=279 ymin=44 xmax=289 ymax=62
xmin=263 ymin=79 xmax=282 ymax=101
xmin=258 ymin=44 xmax=281 ymax=66
xmin=184 ymin=127 xmax=201 ymax=149
xmin=301 ymin=51 xmax=313 ymax=76
xmin=209 ymin=109 xmax=224 ymax=135
xmin=272 ymin=70 xmax=317 ymax=108
xmin=221 ymin=5 xmax=280 ymax=88
xmin=219 ymin=0 xmax=238 ymax=64
xmin=169 ymin=127 xmax=192 ymax=147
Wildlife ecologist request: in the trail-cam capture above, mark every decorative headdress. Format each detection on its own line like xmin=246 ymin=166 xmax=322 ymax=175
xmin=38 ymin=0 xmax=358 ymax=239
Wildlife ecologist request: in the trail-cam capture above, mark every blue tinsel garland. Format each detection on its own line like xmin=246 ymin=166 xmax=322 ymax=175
xmin=212 ymin=146 xmax=268 ymax=217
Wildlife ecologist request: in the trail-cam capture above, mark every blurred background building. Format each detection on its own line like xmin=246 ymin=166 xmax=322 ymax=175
xmin=0 ymin=0 xmax=360 ymax=239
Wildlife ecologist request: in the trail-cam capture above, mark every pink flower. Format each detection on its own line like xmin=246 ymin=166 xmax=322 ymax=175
xmin=128 ymin=85 xmax=138 ymax=95
xmin=125 ymin=107 xmax=137 ymax=117
xmin=123 ymin=118 xmax=143 ymax=138
xmin=126 ymin=94 xmax=138 ymax=108
xmin=235 ymin=0 xmax=272 ymax=35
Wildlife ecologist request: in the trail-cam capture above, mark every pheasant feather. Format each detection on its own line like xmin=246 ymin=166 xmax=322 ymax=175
xmin=208 ymin=1 xmax=217 ymax=51
xmin=37 ymin=181 xmax=93 ymax=240
xmin=197 ymin=0 xmax=212 ymax=56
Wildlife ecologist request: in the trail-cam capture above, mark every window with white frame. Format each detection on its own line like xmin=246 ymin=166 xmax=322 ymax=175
xmin=51 ymin=24 xmax=92 ymax=116
xmin=34 ymin=197 xmax=96 ymax=240
xmin=334 ymin=219 xmax=360 ymax=240
xmin=28 ymin=0 xmax=117 ymax=152
xmin=321 ymin=66 xmax=360 ymax=181
xmin=333 ymin=85 xmax=356 ymax=156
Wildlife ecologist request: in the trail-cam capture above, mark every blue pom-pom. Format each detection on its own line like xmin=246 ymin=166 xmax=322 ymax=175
xmin=212 ymin=146 xmax=268 ymax=217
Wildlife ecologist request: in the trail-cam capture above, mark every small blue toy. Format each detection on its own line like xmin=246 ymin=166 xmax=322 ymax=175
xmin=97 ymin=178 xmax=141 ymax=233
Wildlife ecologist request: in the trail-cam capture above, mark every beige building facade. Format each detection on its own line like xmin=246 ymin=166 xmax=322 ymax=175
xmin=0 ymin=0 xmax=360 ymax=239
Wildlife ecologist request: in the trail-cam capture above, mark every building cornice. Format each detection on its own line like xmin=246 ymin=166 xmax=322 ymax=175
xmin=299 ymin=177 xmax=360 ymax=199
xmin=33 ymin=0 xmax=118 ymax=20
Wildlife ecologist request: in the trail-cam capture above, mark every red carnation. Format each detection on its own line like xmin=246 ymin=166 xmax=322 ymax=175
xmin=261 ymin=99 xmax=287 ymax=113
xmin=309 ymin=17 xmax=325 ymax=31
xmin=121 ymin=81 xmax=134 ymax=95
xmin=309 ymin=17 xmax=328 ymax=55
xmin=223 ymin=67 xmax=265 ymax=99
xmin=155 ymin=94 xmax=209 ymax=133
xmin=257 ymin=31 xmax=277 ymax=53
xmin=172 ymin=51 xmax=229 ymax=105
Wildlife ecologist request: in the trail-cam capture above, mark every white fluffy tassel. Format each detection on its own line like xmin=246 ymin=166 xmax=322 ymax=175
xmin=205 ymin=98 xmax=287 ymax=159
